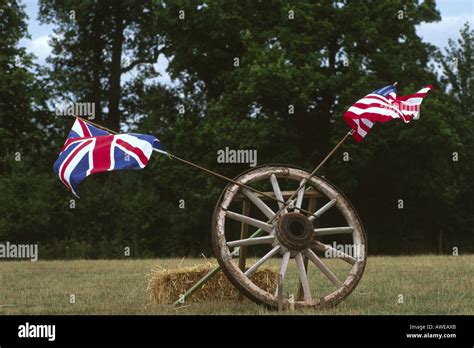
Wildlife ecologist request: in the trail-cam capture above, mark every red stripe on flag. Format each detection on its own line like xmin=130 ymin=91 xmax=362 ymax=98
xmin=78 ymin=118 xmax=92 ymax=137
xmin=344 ymin=111 xmax=393 ymax=123
xmin=343 ymin=114 xmax=366 ymax=143
xmin=60 ymin=139 xmax=93 ymax=190
xmin=358 ymin=119 xmax=371 ymax=133
xmin=89 ymin=135 xmax=114 ymax=175
xmin=116 ymin=138 xmax=149 ymax=166
xmin=352 ymin=131 xmax=363 ymax=143
xmin=342 ymin=114 xmax=358 ymax=131
xmin=61 ymin=137 xmax=87 ymax=153
xmin=351 ymin=102 xmax=405 ymax=119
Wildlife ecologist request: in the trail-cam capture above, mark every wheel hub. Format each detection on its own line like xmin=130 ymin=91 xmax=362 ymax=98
xmin=275 ymin=212 xmax=314 ymax=250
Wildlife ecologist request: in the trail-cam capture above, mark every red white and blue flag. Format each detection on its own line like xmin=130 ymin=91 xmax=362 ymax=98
xmin=343 ymin=84 xmax=432 ymax=143
xmin=53 ymin=118 xmax=165 ymax=196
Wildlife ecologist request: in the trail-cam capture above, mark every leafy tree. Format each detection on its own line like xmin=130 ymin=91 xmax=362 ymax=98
xmin=0 ymin=0 xmax=52 ymax=244
xmin=437 ymin=22 xmax=473 ymax=112
xmin=0 ymin=0 xmax=49 ymax=163
xmin=39 ymin=0 xmax=162 ymax=131
xmin=433 ymin=22 xmax=474 ymax=250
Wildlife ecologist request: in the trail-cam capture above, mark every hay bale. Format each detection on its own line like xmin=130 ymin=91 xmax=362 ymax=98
xmin=147 ymin=262 xmax=277 ymax=304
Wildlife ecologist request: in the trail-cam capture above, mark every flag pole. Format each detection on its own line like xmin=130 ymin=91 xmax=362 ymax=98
xmin=306 ymin=129 xmax=354 ymax=179
xmin=269 ymin=129 xmax=354 ymax=218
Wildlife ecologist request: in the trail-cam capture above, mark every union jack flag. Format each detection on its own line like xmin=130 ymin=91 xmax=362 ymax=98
xmin=53 ymin=118 xmax=165 ymax=196
xmin=343 ymin=84 xmax=432 ymax=143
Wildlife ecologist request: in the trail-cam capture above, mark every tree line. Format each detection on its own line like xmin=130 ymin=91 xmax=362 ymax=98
xmin=0 ymin=0 xmax=472 ymax=258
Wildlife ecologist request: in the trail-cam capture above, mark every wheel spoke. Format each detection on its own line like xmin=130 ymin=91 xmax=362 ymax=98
xmin=312 ymin=241 xmax=357 ymax=265
xmin=305 ymin=249 xmax=343 ymax=288
xmin=245 ymin=245 xmax=281 ymax=276
xmin=227 ymin=235 xmax=275 ymax=248
xmin=226 ymin=211 xmax=273 ymax=233
xmin=314 ymin=226 xmax=353 ymax=236
xmin=242 ymin=188 xmax=275 ymax=220
xmin=294 ymin=179 xmax=305 ymax=213
xmin=295 ymin=252 xmax=312 ymax=302
xmin=270 ymin=174 xmax=287 ymax=213
xmin=309 ymin=199 xmax=337 ymax=222
xmin=274 ymin=251 xmax=291 ymax=296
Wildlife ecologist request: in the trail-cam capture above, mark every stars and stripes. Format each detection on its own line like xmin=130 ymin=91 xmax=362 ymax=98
xmin=343 ymin=84 xmax=432 ymax=143
xmin=53 ymin=118 xmax=165 ymax=196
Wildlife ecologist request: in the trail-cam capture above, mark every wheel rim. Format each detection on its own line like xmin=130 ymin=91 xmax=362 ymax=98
xmin=212 ymin=165 xmax=367 ymax=308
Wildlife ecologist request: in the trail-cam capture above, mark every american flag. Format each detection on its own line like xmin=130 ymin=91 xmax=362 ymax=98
xmin=53 ymin=118 xmax=165 ymax=196
xmin=343 ymin=84 xmax=432 ymax=143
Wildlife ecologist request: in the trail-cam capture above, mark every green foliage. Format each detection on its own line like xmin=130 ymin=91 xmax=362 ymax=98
xmin=437 ymin=23 xmax=473 ymax=111
xmin=0 ymin=0 xmax=472 ymax=258
xmin=0 ymin=1 xmax=50 ymax=163
xmin=39 ymin=0 xmax=163 ymax=130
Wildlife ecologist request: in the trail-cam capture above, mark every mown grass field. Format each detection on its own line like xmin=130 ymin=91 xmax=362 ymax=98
xmin=0 ymin=255 xmax=472 ymax=315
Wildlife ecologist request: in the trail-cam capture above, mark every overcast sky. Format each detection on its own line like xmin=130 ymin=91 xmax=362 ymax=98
xmin=19 ymin=0 xmax=473 ymax=86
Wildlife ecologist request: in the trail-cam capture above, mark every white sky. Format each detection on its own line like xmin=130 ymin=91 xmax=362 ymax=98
xmin=18 ymin=0 xmax=474 ymax=86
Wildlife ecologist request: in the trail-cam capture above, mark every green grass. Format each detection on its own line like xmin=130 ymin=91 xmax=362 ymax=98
xmin=0 ymin=255 xmax=472 ymax=315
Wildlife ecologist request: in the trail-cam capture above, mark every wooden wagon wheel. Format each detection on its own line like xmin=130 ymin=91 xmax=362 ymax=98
xmin=212 ymin=165 xmax=367 ymax=309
